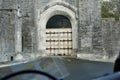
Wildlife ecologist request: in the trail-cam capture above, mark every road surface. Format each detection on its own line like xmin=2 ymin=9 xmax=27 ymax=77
xmin=0 ymin=57 xmax=114 ymax=80
xmin=63 ymin=58 xmax=114 ymax=80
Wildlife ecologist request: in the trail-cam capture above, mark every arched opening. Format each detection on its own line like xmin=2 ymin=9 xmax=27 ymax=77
xmin=37 ymin=5 xmax=78 ymax=56
xmin=46 ymin=15 xmax=71 ymax=28
xmin=46 ymin=15 xmax=72 ymax=56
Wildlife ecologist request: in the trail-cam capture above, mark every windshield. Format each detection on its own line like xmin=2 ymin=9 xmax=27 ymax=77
xmin=0 ymin=0 xmax=120 ymax=80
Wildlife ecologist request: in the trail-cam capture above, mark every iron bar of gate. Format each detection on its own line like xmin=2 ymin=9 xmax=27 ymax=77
xmin=50 ymin=32 xmax=51 ymax=55
xmin=67 ymin=31 xmax=69 ymax=55
xmin=53 ymin=32 xmax=55 ymax=55
xmin=58 ymin=32 xmax=60 ymax=55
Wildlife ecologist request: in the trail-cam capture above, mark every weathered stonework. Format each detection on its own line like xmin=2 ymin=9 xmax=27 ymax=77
xmin=102 ymin=18 xmax=120 ymax=58
xmin=0 ymin=0 xmax=120 ymax=62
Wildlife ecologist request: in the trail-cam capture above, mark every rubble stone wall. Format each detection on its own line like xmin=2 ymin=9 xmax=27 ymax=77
xmin=102 ymin=18 xmax=120 ymax=58
xmin=0 ymin=0 xmax=120 ymax=62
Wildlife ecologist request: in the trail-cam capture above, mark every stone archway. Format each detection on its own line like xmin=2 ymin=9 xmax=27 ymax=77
xmin=46 ymin=15 xmax=72 ymax=56
xmin=37 ymin=5 xmax=78 ymax=56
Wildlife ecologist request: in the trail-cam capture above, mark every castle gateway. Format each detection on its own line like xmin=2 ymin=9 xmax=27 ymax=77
xmin=1 ymin=0 xmax=112 ymax=61
xmin=37 ymin=4 xmax=78 ymax=56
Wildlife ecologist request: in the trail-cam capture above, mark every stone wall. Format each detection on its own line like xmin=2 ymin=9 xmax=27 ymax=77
xmin=1 ymin=0 xmax=120 ymax=62
xmin=35 ymin=0 xmax=77 ymax=9
xmin=0 ymin=0 xmax=36 ymax=53
xmin=0 ymin=0 xmax=16 ymax=9
xmin=78 ymin=0 xmax=102 ymax=53
xmin=0 ymin=0 xmax=103 ymax=62
xmin=20 ymin=0 xmax=36 ymax=52
xmin=34 ymin=0 xmax=78 ymax=17
xmin=64 ymin=0 xmax=78 ymax=7
xmin=79 ymin=0 xmax=101 ymax=21
xmin=0 ymin=1 xmax=16 ymax=52
xmin=78 ymin=20 xmax=103 ymax=53
xmin=78 ymin=20 xmax=93 ymax=53
xmin=78 ymin=18 xmax=120 ymax=61
xmin=92 ymin=19 xmax=103 ymax=53
xmin=0 ymin=0 xmax=36 ymax=61
xmin=102 ymin=18 xmax=120 ymax=58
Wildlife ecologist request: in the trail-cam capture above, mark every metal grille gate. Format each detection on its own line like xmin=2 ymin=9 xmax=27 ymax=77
xmin=46 ymin=28 xmax=72 ymax=56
